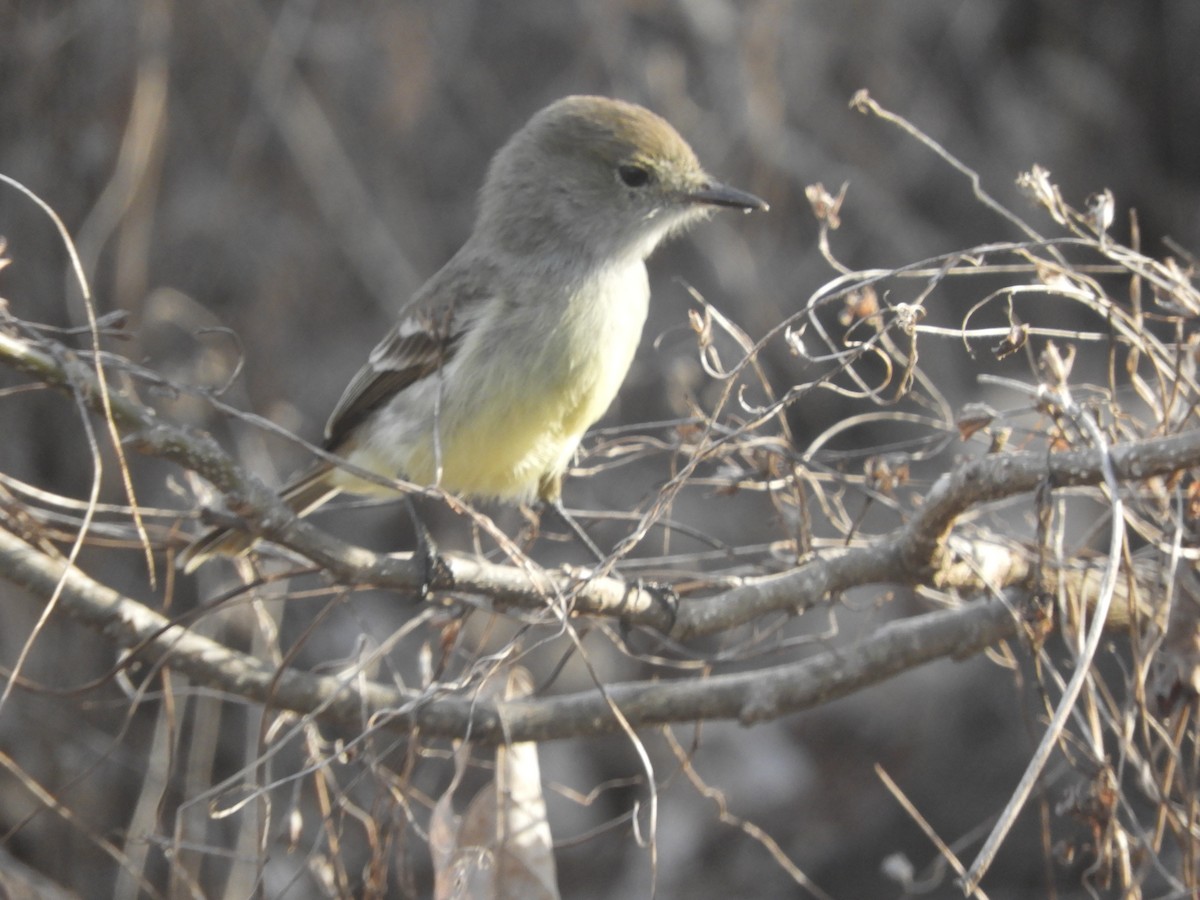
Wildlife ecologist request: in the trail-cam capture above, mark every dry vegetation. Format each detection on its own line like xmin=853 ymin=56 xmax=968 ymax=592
xmin=3 ymin=3 xmax=1200 ymax=899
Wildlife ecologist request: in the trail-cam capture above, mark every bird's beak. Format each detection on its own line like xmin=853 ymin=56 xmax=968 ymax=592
xmin=686 ymin=180 xmax=769 ymax=213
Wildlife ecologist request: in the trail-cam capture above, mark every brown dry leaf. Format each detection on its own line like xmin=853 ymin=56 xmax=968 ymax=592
xmin=864 ymin=453 xmax=910 ymax=497
xmin=992 ymin=321 xmax=1027 ymax=360
xmin=1152 ymin=565 xmax=1200 ymax=714
xmin=957 ymin=402 xmax=999 ymax=441
xmin=838 ymin=286 xmax=878 ymax=326
xmin=804 ymin=181 xmax=847 ymax=229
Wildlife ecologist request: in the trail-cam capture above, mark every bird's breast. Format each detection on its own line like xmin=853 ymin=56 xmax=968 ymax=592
xmin=447 ymin=260 xmax=650 ymax=498
xmin=352 ymin=259 xmax=651 ymax=502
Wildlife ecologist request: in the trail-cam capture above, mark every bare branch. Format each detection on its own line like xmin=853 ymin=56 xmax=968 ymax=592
xmin=0 ymin=522 xmax=1022 ymax=743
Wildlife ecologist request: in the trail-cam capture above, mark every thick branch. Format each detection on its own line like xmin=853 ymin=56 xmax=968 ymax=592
xmin=0 ymin=523 xmax=1022 ymax=743
xmin=673 ymin=430 xmax=1200 ymax=638
xmin=0 ymin=523 xmax=409 ymax=722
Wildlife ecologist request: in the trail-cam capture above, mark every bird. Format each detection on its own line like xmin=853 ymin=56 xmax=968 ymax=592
xmin=180 ymin=95 xmax=766 ymax=572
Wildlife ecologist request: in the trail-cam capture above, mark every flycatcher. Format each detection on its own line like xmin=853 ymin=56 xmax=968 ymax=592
xmin=181 ymin=95 xmax=766 ymax=571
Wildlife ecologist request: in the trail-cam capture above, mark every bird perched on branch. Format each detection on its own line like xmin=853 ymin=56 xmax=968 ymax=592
xmin=181 ymin=95 xmax=766 ymax=572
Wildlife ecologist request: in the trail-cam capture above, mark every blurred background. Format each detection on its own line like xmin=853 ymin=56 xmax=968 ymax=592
xmin=2 ymin=1 xmax=1199 ymax=897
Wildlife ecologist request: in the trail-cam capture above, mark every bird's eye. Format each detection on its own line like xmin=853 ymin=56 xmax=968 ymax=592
xmin=618 ymin=164 xmax=651 ymax=188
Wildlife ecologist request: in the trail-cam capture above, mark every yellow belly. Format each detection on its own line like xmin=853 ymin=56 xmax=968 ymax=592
xmin=403 ymin=370 xmax=607 ymax=500
xmin=343 ymin=258 xmax=649 ymax=503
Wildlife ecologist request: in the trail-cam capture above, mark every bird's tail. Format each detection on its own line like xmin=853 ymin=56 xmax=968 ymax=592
xmin=178 ymin=463 xmax=340 ymax=573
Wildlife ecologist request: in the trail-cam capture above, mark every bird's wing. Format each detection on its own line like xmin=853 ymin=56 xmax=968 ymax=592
xmin=323 ymin=260 xmax=494 ymax=448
